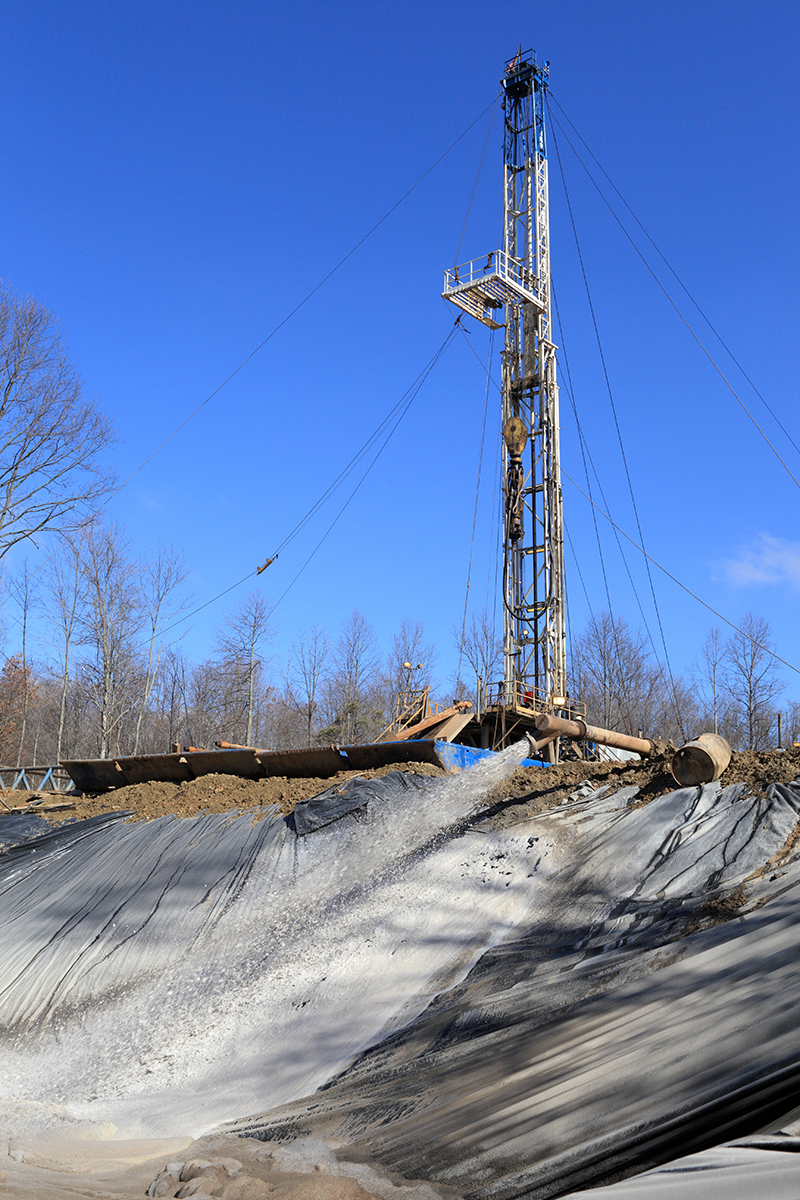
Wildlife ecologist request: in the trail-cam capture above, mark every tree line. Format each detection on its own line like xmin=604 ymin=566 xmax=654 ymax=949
xmin=0 ymin=531 xmax=794 ymax=767
xmin=570 ymin=610 xmax=797 ymax=752
xmin=0 ymin=518 xmax=451 ymax=764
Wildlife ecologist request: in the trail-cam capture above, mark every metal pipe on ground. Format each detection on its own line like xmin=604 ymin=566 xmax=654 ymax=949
xmin=670 ymin=733 xmax=732 ymax=786
xmin=524 ymin=732 xmax=558 ymax=758
xmin=534 ymin=714 xmax=655 ymax=757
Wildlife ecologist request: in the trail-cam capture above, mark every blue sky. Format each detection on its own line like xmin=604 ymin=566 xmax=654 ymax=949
xmin=2 ymin=0 xmax=799 ymax=700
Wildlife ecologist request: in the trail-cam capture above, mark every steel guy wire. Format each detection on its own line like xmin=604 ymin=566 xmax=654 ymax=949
xmin=562 ymin=468 xmax=800 ymax=678
xmin=549 ymin=105 xmax=687 ymax=738
xmin=456 ymin=326 xmax=494 ymax=689
xmin=553 ymin=279 xmax=668 ymax=718
xmin=564 ymin=522 xmax=593 ymax=616
xmin=547 ymin=91 xmax=800 ymax=465
xmin=552 ymin=282 xmax=618 ymax=621
xmin=547 ymin=101 xmax=800 ymax=492
xmin=262 ymin=327 xmax=460 ymax=624
xmin=155 ymin=324 xmax=460 ymax=641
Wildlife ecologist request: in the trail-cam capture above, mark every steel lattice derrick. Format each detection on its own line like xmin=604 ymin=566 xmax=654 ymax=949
xmin=499 ymin=52 xmax=566 ymax=714
xmin=441 ymin=49 xmax=566 ymax=731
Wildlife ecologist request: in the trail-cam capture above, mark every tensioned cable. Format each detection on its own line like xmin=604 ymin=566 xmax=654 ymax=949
xmin=549 ymin=108 xmax=686 ymax=737
xmin=563 ymin=468 xmax=800 ymax=677
xmin=547 ymin=102 xmax=800 ymax=492
xmin=557 ymin=364 xmax=649 ymax=721
xmin=117 ymin=95 xmax=501 ymax=496
xmin=487 ymin=417 xmax=502 ymax=615
xmin=457 ymin=326 xmax=495 ymax=687
xmin=554 ymin=279 xmax=663 ymax=706
xmin=3 ymin=97 xmax=500 ymax=619
xmin=155 ymin=324 xmax=460 ymax=640
xmin=454 ymin=92 xmax=502 ymax=267
xmin=558 ymin=369 xmax=650 ymax=721
xmin=564 ymin=522 xmax=593 ymax=615
xmin=271 ymin=327 xmax=462 ymax=559
xmin=547 ymin=91 xmax=800 ymax=464
xmin=452 ymin=330 xmax=520 ymax=638
xmin=265 ymin=327 xmax=460 ymax=622
xmin=552 ymin=284 xmax=617 ymax=618
xmin=563 ymin=553 xmax=573 ymax=677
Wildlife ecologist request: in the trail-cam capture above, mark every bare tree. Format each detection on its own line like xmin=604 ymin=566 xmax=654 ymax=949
xmin=0 ymin=655 xmax=28 ymax=764
xmin=692 ymin=626 xmax=727 ymax=735
xmin=385 ymin=618 xmax=437 ymax=723
xmin=151 ymin=647 xmax=191 ymax=751
xmin=261 ymin=689 xmax=306 ymax=752
xmin=0 ymin=283 xmax=114 ymax=555
xmin=319 ymin=612 xmax=383 ymax=744
xmin=216 ymin=591 xmax=272 ymax=746
xmin=783 ymin=700 xmax=800 ymax=748
xmin=570 ymin=611 xmax=686 ymax=738
xmin=43 ymin=533 xmax=85 ymax=762
xmin=79 ymin=521 xmax=142 ymax=757
xmin=453 ymin=608 xmax=503 ymax=710
xmin=9 ymin=561 xmax=37 ymax=766
xmin=286 ymin=626 xmax=330 ymax=746
xmin=646 ymin=673 xmax=701 ymax=745
xmin=722 ymin=613 xmax=783 ymax=750
xmin=183 ymin=658 xmax=222 ymax=749
xmin=133 ymin=548 xmax=188 ymax=753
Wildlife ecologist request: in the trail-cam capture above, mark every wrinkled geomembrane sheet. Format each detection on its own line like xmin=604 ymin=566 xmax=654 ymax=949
xmin=3 ymin=749 xmax=800 ymax=1199
xmin=562 ymin=1134 xmax=800 ymax=1198
xmin=232 ymin=777 xmax=800 ymax=1197
xmin=293 ymin=771 xmax=433 ymax=835
xmin=0 ymin=810 xmax=60 ymax=849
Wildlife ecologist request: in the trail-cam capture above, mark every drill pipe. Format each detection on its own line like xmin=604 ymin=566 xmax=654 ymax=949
xmin=534 ymin=714 xmax=654 ymax=757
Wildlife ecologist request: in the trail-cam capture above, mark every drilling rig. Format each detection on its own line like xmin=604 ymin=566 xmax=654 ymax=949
xmin=443 ymin=51 xmax=569 ymax=756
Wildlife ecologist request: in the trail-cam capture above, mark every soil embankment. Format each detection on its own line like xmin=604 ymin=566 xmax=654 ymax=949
xmin=7 ymin=745 xmax=800 ymax=826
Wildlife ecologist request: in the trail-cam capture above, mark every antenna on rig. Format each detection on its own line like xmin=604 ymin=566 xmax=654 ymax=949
xmin=443 ymin=50 xmax=567 ymax=756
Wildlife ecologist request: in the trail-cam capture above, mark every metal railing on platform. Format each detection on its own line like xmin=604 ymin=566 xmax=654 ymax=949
xmin=443 ymin=250 xmax=545 ymax=328
xmin=484 ymin=680 xmax=586 ymax=722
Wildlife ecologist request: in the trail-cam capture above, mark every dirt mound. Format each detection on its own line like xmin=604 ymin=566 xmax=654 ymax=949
xmin=480 ymin=745 xmax=800 ymax=829
xmin=6 ymin=745 xmax=800 ymax=829
xmin=8 ymin=760 xmax=447 ymax=825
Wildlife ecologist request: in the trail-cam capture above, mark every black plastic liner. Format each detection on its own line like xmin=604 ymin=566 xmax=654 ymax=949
xmin=293 ymin=771 xmax=433 ymax=836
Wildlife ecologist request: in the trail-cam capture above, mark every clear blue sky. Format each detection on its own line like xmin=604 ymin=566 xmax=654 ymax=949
xmin=2 ymin=0 xmax=799 ymax=699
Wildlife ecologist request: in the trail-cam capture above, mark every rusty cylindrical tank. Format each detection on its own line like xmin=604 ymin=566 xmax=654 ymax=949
xmin=670 ymin=733 xmax=732 ymax=787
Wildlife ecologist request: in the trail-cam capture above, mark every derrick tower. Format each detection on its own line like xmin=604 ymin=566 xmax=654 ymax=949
xmin=443 ymin=50 xmax=567 ymax=731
